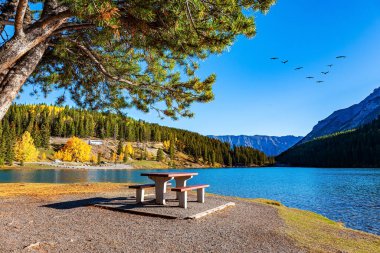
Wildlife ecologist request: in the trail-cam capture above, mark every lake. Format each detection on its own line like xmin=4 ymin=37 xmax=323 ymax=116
xmin=0 ymin=167 xmax=379 ymax=235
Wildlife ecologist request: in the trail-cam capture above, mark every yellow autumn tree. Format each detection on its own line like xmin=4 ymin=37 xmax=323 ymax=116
xmin=40 ymin=152 xmax=47 ymax=161
xmin=90 ymin=154 xmax=98 ymax=164
xmin=118 ymin=152 xmax=124 ymax=163
xmin=163 ymin=140 xmax=170 ymax=151
xmin=125 ymin=143 xmax=134 ymax=158
xmin=14 ymin=131 xmax=39 ymax=166
xmin=54 ymin=137 xmax=92 ymax=162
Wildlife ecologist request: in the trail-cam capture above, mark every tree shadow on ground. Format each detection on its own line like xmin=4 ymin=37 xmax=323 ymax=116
xmin=41 ymin=197 xmax=130 ymax=209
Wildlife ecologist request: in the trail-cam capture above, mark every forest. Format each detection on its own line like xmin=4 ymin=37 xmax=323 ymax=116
xmin=0 ymin=104 xmax=273 ymax=167
xmin=277 ymin=117 xmax=380 ymax=167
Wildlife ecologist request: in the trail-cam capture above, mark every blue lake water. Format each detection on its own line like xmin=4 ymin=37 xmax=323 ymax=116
xmin=0 ymin=167 xmax=379 ymax=235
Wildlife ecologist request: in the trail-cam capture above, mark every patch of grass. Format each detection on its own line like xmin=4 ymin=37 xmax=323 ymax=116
xmin=0 ymin=183 xmax=130 ymax=198
xmin=233 ymin=197 xmax=380 ymax=252
xmin=127 ymin=160 xmax=169 ymax=169
xmin=278 ymin=206 xmax=380 ymax=253
xmin=253 ymin=198 xmax=283 ymax=206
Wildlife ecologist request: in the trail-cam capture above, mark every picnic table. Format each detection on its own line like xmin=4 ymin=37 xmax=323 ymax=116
xmin=141 ymin=172 xmax=198 ymax=205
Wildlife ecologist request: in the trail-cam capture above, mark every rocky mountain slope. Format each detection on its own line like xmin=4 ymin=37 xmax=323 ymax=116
xmin=301 ymin=87 xmax=380 ymax=143
xmin=208 ymin=135 xmax=303 ymax=156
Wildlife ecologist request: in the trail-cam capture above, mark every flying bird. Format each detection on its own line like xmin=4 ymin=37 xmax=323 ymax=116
xmin=270 ymin=57 xmax=279 ymax=60
xmin=327 ymin=64 xmax=333 ymax=68
xmin=295 ymin=67 xmax=303 ymax=70
xmin=306 ymin=76 xmax=314 ymax=79
xmin=336 ymin=56 xmax=346 ymax=59
xmin=321 ymin=71 xmax=329 ymax=75
xmin=282 ymin=60 xmax=289 ymax=64
xmin=316 ymin=81 xmax=324 ymax=83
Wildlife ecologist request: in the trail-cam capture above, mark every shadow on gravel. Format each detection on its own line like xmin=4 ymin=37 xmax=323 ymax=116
xmin=42 ymin=197 xmax=129 ymax=209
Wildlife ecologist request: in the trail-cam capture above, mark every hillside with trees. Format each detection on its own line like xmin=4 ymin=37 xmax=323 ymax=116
xmin=0 ymin=104 xmax=273 ymax=167
xmin=276 ymin=118 xmax=380 ymax=168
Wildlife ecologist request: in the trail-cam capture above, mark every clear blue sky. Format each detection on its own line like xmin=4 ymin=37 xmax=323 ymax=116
xmin=18 ymin=0 xmax=380 ymax=136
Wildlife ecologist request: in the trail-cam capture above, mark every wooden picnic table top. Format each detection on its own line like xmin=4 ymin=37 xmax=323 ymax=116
xmin=141 ymin=172 xmax=198 ymax=178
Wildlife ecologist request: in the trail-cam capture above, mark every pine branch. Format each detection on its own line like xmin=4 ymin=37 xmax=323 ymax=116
xmin=53 ymin=23 xmax=96 ymax=34
xmin=14 ymin=0 xmax=28 ymax=36
xmin=69 ymin=39 xmax=136 ymax=87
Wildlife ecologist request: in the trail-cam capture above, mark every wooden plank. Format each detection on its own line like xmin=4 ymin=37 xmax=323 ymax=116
xmin=129 ymin=183 xmax=171 ymax=189
xmin=141 ymin=172 xmax=198 ymax=177
xmin=128 ymin=184 xmax=155 ymax=189
xmin=171 ymin=184 xmax=210 ymax=192
xmin=186 ymin=202 xmax=236 ymax=219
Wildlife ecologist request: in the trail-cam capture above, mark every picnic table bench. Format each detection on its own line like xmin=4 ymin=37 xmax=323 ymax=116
xmin=171 ymin=184 xmax=209 ymax=209
xmin=129 ymin=183 xmax=171 ymax=203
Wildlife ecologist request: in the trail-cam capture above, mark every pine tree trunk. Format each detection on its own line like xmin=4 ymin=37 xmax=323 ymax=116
xmin=0 ymin=43 xmax=47 ymax=120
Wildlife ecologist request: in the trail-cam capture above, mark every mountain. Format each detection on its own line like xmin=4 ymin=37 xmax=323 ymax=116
xmin=208 ymin=135 xmax=303 ymax=156
xmin=276 ymin=117 xmax=380 ymax=168
xmin=301 ymin=87 xmax=380 ymax=143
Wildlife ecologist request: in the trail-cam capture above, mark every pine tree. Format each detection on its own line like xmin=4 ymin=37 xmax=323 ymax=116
xmin=5 ymin=122 xmax=16 ymax=165
xmin=117 ymin=139 xmax=124 ymax=155
xmin=97 ymin=152 xmax=102 ymax=165
xmin=0 ymin=122 xmax=4 ymax=165
xmin=169 ymin=140 xmax=175 ymax=161
xmin=156 ymin=148 xmax=164 ymax=162
xmin=211 ymin=151 xmax=216 ymax=166
xmin=41 ymin=123 xmax=50 ymax=149
xmin=228 ymin=154 xmax=233 ymax=167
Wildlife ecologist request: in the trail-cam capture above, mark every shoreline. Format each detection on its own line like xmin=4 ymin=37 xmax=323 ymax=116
xmin=0 ymin=182 xmax=379 ymax=252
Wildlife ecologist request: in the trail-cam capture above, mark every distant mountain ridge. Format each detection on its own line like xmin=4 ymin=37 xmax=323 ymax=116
xmin=208 ymin=135 xmax=303 ymax=156
xmin=300 ymin=87 xmax=380 ymax=143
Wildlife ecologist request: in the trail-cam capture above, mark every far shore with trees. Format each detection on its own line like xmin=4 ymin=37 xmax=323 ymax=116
xmin=0 ymin=104 xmax=274 ymax=168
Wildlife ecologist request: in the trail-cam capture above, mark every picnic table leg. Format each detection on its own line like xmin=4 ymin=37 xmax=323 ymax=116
xmin=175 ymin=176 xmax=193 ymax=200
xmin=149 ymin=176 xmax=172 ymax=205
xmin=178 ymin=191 xmax=188 ymax=209
xmin=136 ymin=188 xmax=144 ymax=203
xmin=197 ymin=188 xmax=205 ymax=203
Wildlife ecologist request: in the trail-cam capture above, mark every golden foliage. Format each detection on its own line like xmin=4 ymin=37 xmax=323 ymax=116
xmin=99 ymin=2 xmax=120 ymax=22
xmin=125 ymin=143 xmax=134 ymax=157
xmin=54 ymin=137 xmax=92 ymax=162
xmin=118 ymin=152 xmax=124 ymax=162
xmin=14 ymin=131 xmax=39 ymax=163
xmin=40 ymin=152 xmax=47 ymax=161
xmin=91 ymin=154 xmax=98 ymax=164
xmin=163 ymin=140 xmax=170 ymax=151
xmin=111 ymin=152 xmax=117 ymax=163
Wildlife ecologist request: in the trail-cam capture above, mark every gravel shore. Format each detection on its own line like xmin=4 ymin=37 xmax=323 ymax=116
xmin=0 ymin=191 xmax=304 ymax=253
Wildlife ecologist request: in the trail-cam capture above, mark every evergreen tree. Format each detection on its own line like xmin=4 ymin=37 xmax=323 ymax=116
xmin=277 ymin=117 xmax=380 ymax=168
xmin=117 ymin=139 xmax=124 ymax=155
xmin=156 ymin=148 xmax=164 ymax=162
xmin=211 ymin=151 xmax=216 ymax=166
xmin=97 ymin=152 xmax=102 ymax=165
xmin=169 ymin=140 xmax=175 ymax=161
xmin=0 ymin=122 xmax=4 ymax=165
xmin=41 ymin=123 xmax=51 ymax=149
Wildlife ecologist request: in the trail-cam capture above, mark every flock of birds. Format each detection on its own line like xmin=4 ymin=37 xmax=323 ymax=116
xmin=269 ymin=55 xmax=347 ymax=84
